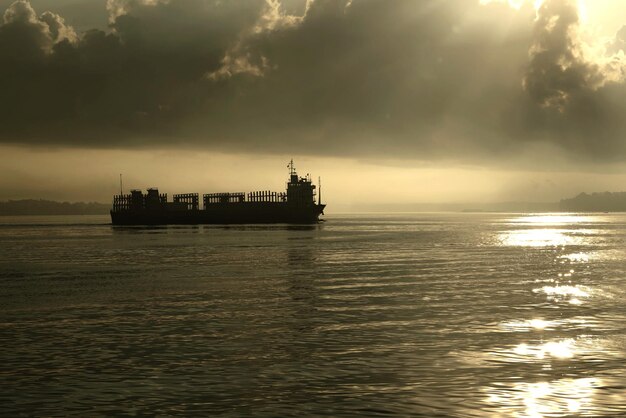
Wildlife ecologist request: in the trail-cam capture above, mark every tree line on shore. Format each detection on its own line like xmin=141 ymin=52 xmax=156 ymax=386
xmin=0 ymin=199 xmax=109 ymax=215
xmin=3 ymin=192 xmax=626 ymax=215
xmin=559 ymin=192 xmax=626 ymax=212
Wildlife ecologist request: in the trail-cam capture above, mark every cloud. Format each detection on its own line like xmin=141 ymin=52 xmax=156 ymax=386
xmin=39 ymin=10 xmax=77 ymax=43
xmin=3 ymin=0 xmax=37 ymax=23
xmin=2 ymin=0 xmax=75 ymax=46
xmin=0 ymin=0 xmax=625 ymax=165
xmin=524 ymin=0 xmax=625 ymax=108
xmin=516 ymin=0 xmax=626 ymax=158
xmin=0 ymin=0 xmax=266 ymax=144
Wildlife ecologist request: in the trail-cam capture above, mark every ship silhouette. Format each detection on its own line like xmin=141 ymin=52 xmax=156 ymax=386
xmin=111 ymin=160 xmax=325 ymax=225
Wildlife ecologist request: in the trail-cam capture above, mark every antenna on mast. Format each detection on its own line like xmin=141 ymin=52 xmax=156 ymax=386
xmin=119 ymin=174 xmax=123 ymax=195
xmin=288 ymin=159 xmax=296 ymax=176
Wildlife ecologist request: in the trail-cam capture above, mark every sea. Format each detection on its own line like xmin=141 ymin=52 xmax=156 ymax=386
xmin=0 ymin=213 xmax=625 ymax=417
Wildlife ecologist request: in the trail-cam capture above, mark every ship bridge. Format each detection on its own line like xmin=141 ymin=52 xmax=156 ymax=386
xmin=286 ymin=160 xmax=317 ymax=206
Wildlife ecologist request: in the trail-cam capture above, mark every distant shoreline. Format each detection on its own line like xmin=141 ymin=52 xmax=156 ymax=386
xmin=3 ymin=192 xmax=626 ymax=215
xmin=559 ymin=192 xmax=626 ymax=212
xmin=0 ymin=200 xmax=109 ymax=216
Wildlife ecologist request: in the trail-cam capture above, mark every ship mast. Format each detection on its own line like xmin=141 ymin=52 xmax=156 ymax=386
xmin=120 ymin=174 xmax=123 ymax=195
xmin=318 ymin=176 xmax=321 ymax=205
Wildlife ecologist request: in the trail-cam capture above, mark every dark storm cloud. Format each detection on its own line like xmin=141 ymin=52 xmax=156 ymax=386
xmin=0 ymin=0 xmax=625 ymax=162
xmin=519 ymin=0 xmax=626 ymax=159
xmin=203 ymin=0 xmax=535 ymax=157
xmin=0 ymin=0 xmax=265 ymax=145
xmin=523 ymin=0 xmax=597 ymax=108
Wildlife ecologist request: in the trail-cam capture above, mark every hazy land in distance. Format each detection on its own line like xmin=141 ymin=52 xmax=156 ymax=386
xmin=3 ymin=192 xmax=626 ymax=215
xmin=0 ymin=200 xmax=110 ymax=216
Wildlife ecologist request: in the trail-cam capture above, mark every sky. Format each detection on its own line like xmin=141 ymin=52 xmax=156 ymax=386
xmin=1 ymin=0 xmax=626 ymax=211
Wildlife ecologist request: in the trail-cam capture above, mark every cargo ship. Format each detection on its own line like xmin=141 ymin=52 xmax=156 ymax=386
xmin=110 ymin=161 xmax=325 ymax=225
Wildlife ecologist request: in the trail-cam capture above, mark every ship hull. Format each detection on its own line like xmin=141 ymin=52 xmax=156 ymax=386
xmin=110 ymin=203 xmax=325 ymax=225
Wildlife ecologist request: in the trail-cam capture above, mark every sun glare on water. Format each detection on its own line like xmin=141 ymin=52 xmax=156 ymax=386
xmin=499 ymin=214 xmax=590 ymax=247
xmin=484 ymin=377 xmax=600 ymax=417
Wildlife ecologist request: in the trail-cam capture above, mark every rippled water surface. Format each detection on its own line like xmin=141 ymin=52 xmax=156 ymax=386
xmin=1 ymin=213 xmax=625 ymax=417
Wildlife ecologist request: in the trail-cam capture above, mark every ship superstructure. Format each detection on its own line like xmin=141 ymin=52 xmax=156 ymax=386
xmin=110 ymin=160 xmax=325 ymax=225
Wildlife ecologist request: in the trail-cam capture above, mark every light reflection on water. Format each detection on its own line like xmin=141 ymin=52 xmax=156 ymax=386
xmin=482 ymin=213 xmax=625 ymax=417
xmin=507 ymin=214 xmax=590 ymax=225
xmin=500 ymin=228 xmax=576 ymax=247
xmin=485 ymin=377 xmax=600 ymax=418
xmin=0 ymin=213 xmax=625 ymax=416
xmin=534 ymin=284 xmax=592 ymax=305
